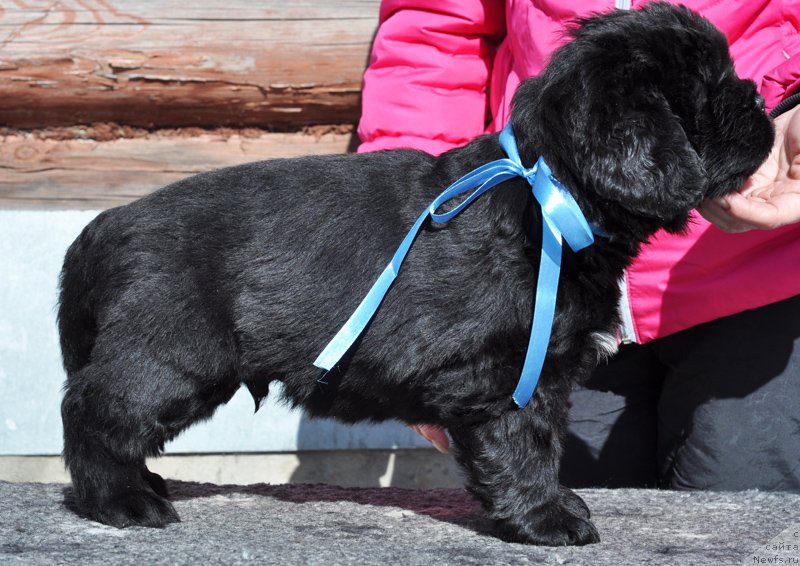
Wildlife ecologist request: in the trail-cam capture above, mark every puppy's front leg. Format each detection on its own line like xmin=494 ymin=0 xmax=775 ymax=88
xmin=449 ymin=389 xmax=599 ymax=546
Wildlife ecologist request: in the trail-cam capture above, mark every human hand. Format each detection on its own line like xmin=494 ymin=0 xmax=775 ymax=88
xmin=408 ymin=424 xmax=450 ymax=454
xmin=698 ymin=105 xmax=800 ymax=232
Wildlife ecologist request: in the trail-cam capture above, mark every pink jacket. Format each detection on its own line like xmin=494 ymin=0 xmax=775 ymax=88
xmin=358 ymin=0 xmax=800 ymax=343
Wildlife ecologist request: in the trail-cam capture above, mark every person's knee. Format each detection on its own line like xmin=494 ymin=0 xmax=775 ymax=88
xmin=658 ymin=400 xmax=800 ymax=493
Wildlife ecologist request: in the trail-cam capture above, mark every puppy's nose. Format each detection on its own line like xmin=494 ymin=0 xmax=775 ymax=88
xmin=755 ymin=94 xmax=766 ymax=112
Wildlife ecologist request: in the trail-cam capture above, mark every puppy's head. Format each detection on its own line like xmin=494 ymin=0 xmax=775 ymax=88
xmin=511 ymin=2 xmax=774 ymax=236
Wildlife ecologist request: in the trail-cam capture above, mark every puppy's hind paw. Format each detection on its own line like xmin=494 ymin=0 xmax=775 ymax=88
xmin=142 ymin=468 xmax=169 ymax=498
xmin=559 ymin=485 xmax=591 ymax=519
xmin=496 ymin=500 xmax=600 ymax=546
xmin=90 ymin=490 xmax=180 ymax=529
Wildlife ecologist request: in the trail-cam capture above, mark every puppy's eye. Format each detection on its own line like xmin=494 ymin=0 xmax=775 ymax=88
xmin=754 ymin=94 xmax=766 ymax=112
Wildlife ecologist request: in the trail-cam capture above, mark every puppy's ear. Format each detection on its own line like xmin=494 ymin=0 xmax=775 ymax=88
xmin=560 ymin=88 xmax=708 ymax=220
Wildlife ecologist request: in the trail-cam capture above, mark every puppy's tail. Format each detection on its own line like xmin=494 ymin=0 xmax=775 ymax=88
xmin=57 ymin=219 xmax=102 ymax=376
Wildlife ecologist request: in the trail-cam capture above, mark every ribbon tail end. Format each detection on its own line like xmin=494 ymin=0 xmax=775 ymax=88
xmin=512 ymin=390 xmax=532 ymax=408
xmin=312 ymin=353 xmax=334 ymax=372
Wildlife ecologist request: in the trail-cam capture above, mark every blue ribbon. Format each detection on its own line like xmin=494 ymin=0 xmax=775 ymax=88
xmin=313 ymin=123 xmax=598 ymax=408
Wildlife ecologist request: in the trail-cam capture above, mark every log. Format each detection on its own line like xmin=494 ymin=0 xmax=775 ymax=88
xmin=0 ymin=126 xmax=356 ymax=209
xmin=0 ymin=1 xmax=378 ymax=128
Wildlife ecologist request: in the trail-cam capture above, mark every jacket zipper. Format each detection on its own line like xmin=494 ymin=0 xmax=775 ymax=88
xmin=618 ymin=275 xmax=638 ymax=344
xmin=615 ymin=0 xmax=634 ymax=341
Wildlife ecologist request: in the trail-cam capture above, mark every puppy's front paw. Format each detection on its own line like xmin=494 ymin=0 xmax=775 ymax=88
xmin=90 ymin=490 xmax=180 ymax=529
xmin=496 ymin=498 xmax=600 ymax=546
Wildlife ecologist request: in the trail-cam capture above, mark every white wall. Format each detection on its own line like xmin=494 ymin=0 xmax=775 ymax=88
xmin=0 ymin=210 xmax=427 ymax=455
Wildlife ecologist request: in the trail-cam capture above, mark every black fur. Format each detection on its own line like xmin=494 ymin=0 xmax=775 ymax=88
xmin=58 ymin=3 xmax=772 ymax=545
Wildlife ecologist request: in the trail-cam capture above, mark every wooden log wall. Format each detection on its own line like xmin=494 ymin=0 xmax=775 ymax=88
xmin=0 ymin=1 xmax=379 ymax=208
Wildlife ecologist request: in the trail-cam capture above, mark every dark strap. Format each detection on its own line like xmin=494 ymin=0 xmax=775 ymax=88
xmin=769 ymin=90 xmax=800 ymax=119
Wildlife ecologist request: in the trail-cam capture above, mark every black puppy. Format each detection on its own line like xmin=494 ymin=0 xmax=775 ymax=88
xmin=58 ymin=3 xmax=772 ymax=545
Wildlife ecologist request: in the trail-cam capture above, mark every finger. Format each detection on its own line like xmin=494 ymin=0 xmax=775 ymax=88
xmin=721 ymin=191 xmax=783 ymax=230
xmin=697 ymin=198 xmax=752 ymax=233
xmin=415 ymin=424 xmax=450 ymax=454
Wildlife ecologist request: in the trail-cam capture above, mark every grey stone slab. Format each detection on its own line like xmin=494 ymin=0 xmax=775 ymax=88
xmin=1 ymin=481 xmax=798 ymax=565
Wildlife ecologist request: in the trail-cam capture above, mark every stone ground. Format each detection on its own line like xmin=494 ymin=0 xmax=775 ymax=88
xmin=2 ymin=480 xmax=798 ymax=565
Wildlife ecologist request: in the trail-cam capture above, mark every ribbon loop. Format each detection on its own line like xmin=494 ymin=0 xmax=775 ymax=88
xmin=533 ymin=158 xmax=595 ymax=252
xmin=313 ymin=123 xmax=600 ymax=408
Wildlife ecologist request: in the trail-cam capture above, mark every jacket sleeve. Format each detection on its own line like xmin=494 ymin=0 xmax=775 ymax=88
xmin=737 ymin=0 xmax=800 ymax=111
xmin=357 ymin=0 xmax=506 ymax=155
xmin=761 ymin=54 xmax=800 ymax=112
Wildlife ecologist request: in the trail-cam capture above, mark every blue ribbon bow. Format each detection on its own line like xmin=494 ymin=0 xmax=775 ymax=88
xmin=313 ymin=123 xmax=599 ymax=408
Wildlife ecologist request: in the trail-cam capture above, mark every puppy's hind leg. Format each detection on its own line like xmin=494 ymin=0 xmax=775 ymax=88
xmin=449 ymin=390 xmax=600 ymax=546
xmin=62 ymin=351 xmax=239 ymax=528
